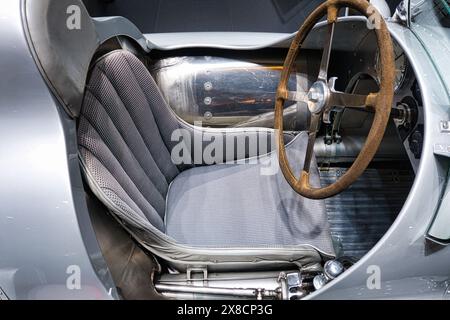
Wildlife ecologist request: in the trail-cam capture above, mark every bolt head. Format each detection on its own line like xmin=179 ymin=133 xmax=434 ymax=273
xmin=204 ymin=81 xmax=213 ymax=91
xmin=313 ymin=274 xmax=328 ymax=290
xmin=324 ymin=260 xmax=344 ymax=280
xmin=308 ymin=90 xmax=319 ymax=102
xmin=204 ymin=111 xmax=213 ymax=120
xmin=204 ymin=97 xmax=212 ymax=105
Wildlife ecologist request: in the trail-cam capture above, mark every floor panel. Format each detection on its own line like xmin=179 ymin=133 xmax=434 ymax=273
xmin=320 ymin=166 xmax=415 ymax=258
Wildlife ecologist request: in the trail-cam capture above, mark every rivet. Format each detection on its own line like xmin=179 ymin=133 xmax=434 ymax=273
xmin=204 ymin=97 xmax=212 ymax=105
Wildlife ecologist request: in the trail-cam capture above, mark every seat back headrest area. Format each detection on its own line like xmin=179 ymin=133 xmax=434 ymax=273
xmin=24 ymin=0 xmax=99 ymax=117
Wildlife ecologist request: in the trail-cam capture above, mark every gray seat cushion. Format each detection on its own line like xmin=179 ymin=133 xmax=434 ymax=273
xmin=166 ymin=132 xmax=335 ymax=254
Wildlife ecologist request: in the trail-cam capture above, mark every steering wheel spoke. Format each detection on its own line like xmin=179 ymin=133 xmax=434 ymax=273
xmin=303 ymin=112 xmax=321 ymax=173
xmin=278 ymin=90 xmax=309 ymax=103
xmin=329 ymin=91 xmax=378 ymax=111
xmin=317 ymin=21 xmax=335 ymax=82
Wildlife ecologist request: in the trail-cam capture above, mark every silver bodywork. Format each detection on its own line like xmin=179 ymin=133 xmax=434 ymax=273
xmin=0 ymin=0 xmax=449 ymax=299
xmin=311 ymin=20 xmax=450 ymax=299
xmin=0 ymin=0 xmax=116 ymax=299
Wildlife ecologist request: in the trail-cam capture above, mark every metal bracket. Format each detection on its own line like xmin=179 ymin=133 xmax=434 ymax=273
xmin=278 ymin=271 xmax=305 ymax=300
xmin=323 ymin=77 xmax=344 ymax=144
xmin=187 ymin=266 xmax=208 ymax=284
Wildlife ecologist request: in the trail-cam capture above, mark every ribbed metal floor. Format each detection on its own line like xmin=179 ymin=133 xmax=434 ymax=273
xmin=320 ymin=166 xmax=415 ymax=258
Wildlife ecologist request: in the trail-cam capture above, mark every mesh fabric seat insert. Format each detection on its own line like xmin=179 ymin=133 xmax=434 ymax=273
xmin=166 ymin=133 xmax=334 ymax=252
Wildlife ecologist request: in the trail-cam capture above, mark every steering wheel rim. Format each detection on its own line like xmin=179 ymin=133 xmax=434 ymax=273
xmin=275 ymin=0 xmax=395 ymax=199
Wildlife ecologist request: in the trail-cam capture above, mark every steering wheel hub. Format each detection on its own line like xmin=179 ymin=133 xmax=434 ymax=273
xmin=307 ymin=81 xmax=330 ymax=114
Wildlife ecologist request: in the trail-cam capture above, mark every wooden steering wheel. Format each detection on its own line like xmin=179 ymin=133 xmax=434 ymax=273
xmin=275 ymin=0 xmax=395 ymax=199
